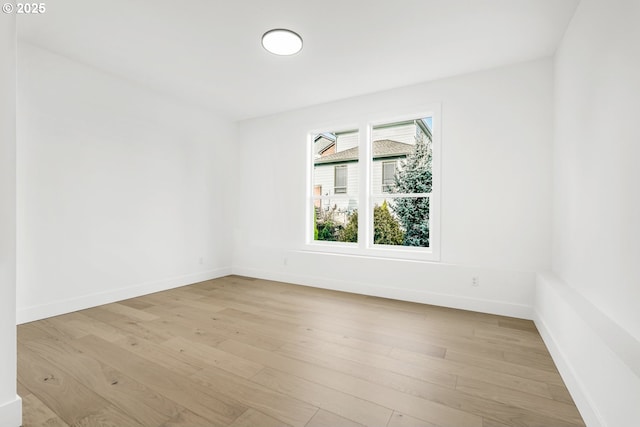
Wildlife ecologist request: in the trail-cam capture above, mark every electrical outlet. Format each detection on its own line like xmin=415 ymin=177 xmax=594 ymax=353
xmin=472 ymin=276 xmax=479 ymax=287
xmin=199 ymin=257 xmax=204 ymax=265
xmin=283 ymin=257 xmax=288 ymax=266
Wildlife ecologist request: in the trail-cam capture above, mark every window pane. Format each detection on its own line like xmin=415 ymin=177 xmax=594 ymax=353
xmin=372 ymin=197 xmax=429 ymax=247
xmin=371 ymin=118 xmax=432 ymax=195
xmin=382 ymin=161 xmax=396 ymax=193
xmin=334 ymin=165 xmax=347 ymax=194
xmin=313 ymin=130 xmax=359 ymax=196
xmin=314 ymin=200 xmax=358 ymax=243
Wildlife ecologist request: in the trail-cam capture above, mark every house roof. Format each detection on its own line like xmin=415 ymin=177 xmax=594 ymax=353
xmin=319 ymin=141 xmax=336 ymax=155
xmin=314 ymin=140 xmax=413 ymax=165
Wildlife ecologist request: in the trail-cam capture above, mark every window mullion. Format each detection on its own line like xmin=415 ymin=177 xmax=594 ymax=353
xmin=358 ymin=122 xmax=370 ymax=249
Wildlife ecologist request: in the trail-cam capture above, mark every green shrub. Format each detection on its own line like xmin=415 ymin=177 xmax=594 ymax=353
xmin=338 ymin=211 xmax=358 ymax=242
xmin=373 ymin=201 xmax=404 ymax=245
xmin=335 ymin=204 xmax=403 ymax=245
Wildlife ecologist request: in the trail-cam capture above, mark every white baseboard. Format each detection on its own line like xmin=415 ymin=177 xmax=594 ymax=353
xmin=0 ymin=395 xmax=22 ymax=427
xmin=534 ymin=309 xmax=603 ymax=427
xmin=232 ymin=266 xmax=533 ymax=319
xmin=534 ymin=272 xmax=640 ymax=427
xmin=17 ymin=267 xmax=232 ymax=324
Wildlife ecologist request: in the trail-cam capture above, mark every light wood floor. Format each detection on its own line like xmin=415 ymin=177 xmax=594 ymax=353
xmin=18 ymin=275 xmax=585 ymax=427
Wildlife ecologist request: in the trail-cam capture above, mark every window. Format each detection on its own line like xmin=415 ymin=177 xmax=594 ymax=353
xmin=382 ymin=161 xmax=396 ymax=193
xmin=334 ymin=165 xmax=347 ymax=194
xmin=308 ymin=109 xmax=439 ymax=260
xmin=312 ymin=129 xmax=359 ymax=243
xmin=371 ymin=118 xmax=433 ymax=248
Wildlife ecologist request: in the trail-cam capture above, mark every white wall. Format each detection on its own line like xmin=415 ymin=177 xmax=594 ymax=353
xmin=0 ymin=12 xmax=22 ymax=427
xmin=16 ymin=43 xmax=236 ymax=323
xmin=234 ymin=58 xmax=553 ymax=318
xmin=536 ymin=0 xmax=640 ymax=425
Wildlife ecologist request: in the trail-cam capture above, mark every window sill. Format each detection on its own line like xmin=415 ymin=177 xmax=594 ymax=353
xmin=303 ymin=241 xmax=440 ymax=262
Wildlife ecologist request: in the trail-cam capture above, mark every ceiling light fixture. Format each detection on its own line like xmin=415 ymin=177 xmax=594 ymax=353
xmin=262 ymin=29 xmax=303 ymax=56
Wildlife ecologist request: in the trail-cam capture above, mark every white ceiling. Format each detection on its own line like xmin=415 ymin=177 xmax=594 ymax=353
xmin=18 ymin=0 xmax=580 ymax=120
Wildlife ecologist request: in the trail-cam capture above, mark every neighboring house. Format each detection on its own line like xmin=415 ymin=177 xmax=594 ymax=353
xmin=313 ymin=133 xmax=336 ymax=156
xmin=312 ymin=119 xmax=431 ymax=221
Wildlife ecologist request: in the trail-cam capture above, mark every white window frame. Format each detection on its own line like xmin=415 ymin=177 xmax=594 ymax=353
xmin=306 ymin=106 xmax=441 ymax=262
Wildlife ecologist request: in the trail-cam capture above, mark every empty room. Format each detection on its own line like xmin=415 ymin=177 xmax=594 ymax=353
xmin=1 ymin=0 xmax=638 ymax=426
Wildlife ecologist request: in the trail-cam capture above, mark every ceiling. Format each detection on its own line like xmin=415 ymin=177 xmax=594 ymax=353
xmin=18 ymin=0 xmax=580 ymax=120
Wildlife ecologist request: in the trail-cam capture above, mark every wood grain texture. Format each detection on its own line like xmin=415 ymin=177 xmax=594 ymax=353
xmin=18 ymin=275 xmax=585 ymax=426
xmin=21 ymin=393 xmax=71 ymax=427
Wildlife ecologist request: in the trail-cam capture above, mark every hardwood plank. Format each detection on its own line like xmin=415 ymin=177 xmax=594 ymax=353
xmin=444 ymin=349 xmax=566 ymax=386
xmin=72 ymin=405 xmax=143 ymax=427
xmin=277 ymin=341 xmax=457 ymax=389
xmin=113 ymin=334 xmax=207 ymax=377
xmin=251 ymin=367 xmax=393 ymax=427
xmin=306 ymin=409 xmax=366 ymax=427
xmin=228 ymin=408 xmax=293 ymax=427
xmin=22 ymin=335 xmax=182 ymax=426
xmin=482 ymin=418 xmax=514 ymax=427
xmin=159 ymin=409 xmax=222 ymax=427
xmin=101 ymin=302 xmax=159 ymax=322
xmin=49 ymin=312 xmax=127 ymax=343
xmin=548 ymin=383 xmax=578 ymax=405
xmin=387 ymin=411 xmax=438 ymax=427
xmin=21 ymin=393 xmax=71 ymax=427
xmin=36 ymin=318 xmax=87 ymax=341
xmin=279 ymin=339 xmax=570 ymax=427
xmin=118 ymin=297 xmax=155 ymax=311
xmin=17 ymin=342 xmax=115 ymax=426
xmin=145 ymin=305 xmax=287 ymax=351
xmin=389 ymin=347 xmax=554 ymax=399
xmin=229 ymin=278 xmax=496 ymax=327
xmin=233 ymin=285 xmax=432 ymax=328
xmin=71 ymin=334 xmax=248 ymax=426
xmin=502 ymin=348 xmax=559 ymax=372
xmin=455 ymin=377 xmax=585 ymax=426
xmin=211 ymin=285 xmax=468 ymax=346
xmin=18 ymin=322 xmax=63 ymax=343
xmin=191 ymin=297 xmax=396 ymax=356
xmin=134 ymin=315 xmax=229 ymax=350
xmin=219 ymin=306 xmax=448 ymax=359
xmin=17 ymin=379 xmax=31 ymax=398
xmin=218 ymin=339 xmax=483 ymax=427
xmin=497 ymin=318 xmax=538 ymax=332
xmin=293 ymin=323 xmax=394 ymax=356
xmin=144 ymin=291 xmax=227 ymax=314
xmin=81 ymin=306 xmax=173 ymax=343
xmin=190 ymin=366 xmax=318 ymax=427
xmin=472 ymin=326 xmax=547 ymax=351
xmin=161 ymin=336 xmax=263 ymax=378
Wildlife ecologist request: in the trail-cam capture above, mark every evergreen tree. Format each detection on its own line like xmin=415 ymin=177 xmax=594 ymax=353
xmin=391 ymin=131 xmax=432 ymax=247
xmin=373 ymin=201 xmax=404 ymax=245
xmin=337 ymin=203 xmax=404 ymax=245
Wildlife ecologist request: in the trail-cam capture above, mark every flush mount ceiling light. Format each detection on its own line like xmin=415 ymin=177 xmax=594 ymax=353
xmin=261 ymin=29 xmax=303 ymax=56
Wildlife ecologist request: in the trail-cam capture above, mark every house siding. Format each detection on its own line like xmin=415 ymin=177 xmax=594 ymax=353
xmin=371 ymin=123 xmax=416 ymax=145
xmin=336 ymin=131 xmax=359 ymax=152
